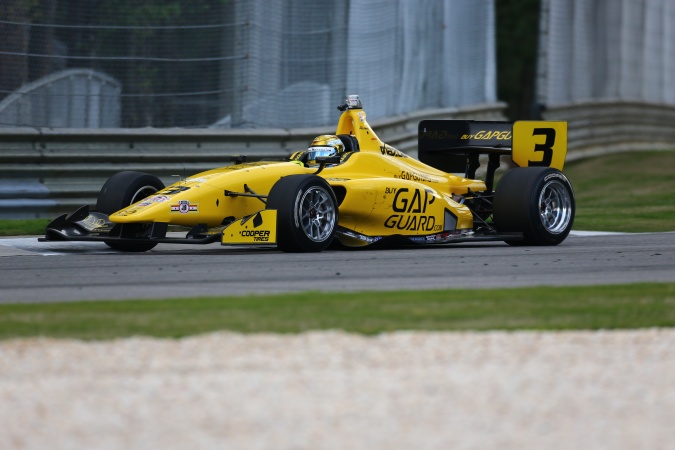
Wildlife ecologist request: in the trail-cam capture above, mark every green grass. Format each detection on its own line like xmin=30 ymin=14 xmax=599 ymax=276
xmin=0 ymin=218 xmax=51 ymax=236
xmin=563 ymin=150 xmax=675 ymax=232
xmin=1 ymin=283 xmax=674 ymax=340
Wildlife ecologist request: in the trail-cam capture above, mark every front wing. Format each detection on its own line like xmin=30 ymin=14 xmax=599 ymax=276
xmin=39 ymin=206 xmax=222 ymax=246
xmin=39 ymin=205 xmax=525 ymax=248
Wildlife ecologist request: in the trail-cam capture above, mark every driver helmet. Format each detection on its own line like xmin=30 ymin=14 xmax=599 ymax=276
xmin=306 ymin=135 xmax=345 ymax=164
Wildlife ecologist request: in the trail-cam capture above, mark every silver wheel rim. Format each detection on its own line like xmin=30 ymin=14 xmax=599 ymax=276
xmin=539 ymin=180 xmax=573 ymax=234
xmin=131 ymin=185 xmax=159 ymax=204
xmin=297 ymin=187 xmax=336 ymax=242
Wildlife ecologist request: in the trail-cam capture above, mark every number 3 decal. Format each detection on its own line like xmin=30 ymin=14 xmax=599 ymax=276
xmin=512 ymin=121 xmax=567 ymax=170
xmin=529 ymin=128 xmax=555 ymax=167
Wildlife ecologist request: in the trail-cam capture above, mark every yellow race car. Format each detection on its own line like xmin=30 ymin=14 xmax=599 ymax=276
xmin=41 ymin=95 xmax=575 ymax=253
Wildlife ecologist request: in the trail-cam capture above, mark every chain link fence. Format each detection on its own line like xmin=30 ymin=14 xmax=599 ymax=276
xmin=0 ymin=0 xmax=497 ymax=129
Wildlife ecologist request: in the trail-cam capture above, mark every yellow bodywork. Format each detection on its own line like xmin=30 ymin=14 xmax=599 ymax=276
xmin=109 ymin=107 xmax=491 ymax=245
xmin=511 ymin=121 xmax=568 ymax=170
xmin=221 ymin=210 xmax=277 ymax=245
xmin=110 ymin=162 xmax=307 ymax=227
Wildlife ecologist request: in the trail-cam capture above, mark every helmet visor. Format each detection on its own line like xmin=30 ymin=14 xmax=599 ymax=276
xmin=306 ymin=146 xmax=336 ymax=160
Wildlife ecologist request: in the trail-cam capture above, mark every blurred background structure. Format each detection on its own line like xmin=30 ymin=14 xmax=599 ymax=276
xmin=538 ymin=0 xmax=675 ymax=108
xmin=536 ymin=0 xmax=675 ymax=157
xmin=2 ymin=0 xmax=674 ymax=127
xmin=0 ymin=0 xmax=496 ymax=129
xmin=1 ymin=0 xmax=674 ymax=218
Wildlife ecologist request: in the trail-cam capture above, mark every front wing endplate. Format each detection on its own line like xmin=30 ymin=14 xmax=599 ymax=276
xmin=221 ymin=210 xmax=277 ymax=245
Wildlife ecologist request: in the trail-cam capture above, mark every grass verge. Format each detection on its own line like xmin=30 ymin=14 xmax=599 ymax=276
xmin=1 ymin=283 xmax=674 ymax=340
xmin=0 ymin=218 xmax=51 ymax=237
xmin=563 ymin=150 xmax=675 ymax=232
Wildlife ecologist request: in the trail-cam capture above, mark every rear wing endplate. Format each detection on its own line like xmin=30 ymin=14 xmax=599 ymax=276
xmin=418 ymin=120 xmax=568 ymax=184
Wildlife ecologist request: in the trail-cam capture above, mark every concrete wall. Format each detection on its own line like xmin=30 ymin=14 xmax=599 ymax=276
xmin=543 ymin=101 xmax=675 ymax=161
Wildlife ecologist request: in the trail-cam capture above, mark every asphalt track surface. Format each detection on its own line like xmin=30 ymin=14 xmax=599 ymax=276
xmin=1 ymin=231 xmax=674 ymax=304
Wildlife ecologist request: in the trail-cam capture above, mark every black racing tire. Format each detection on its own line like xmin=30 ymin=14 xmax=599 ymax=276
xmin=493 ymin=167 xmax=575 ymax=246
xmin=96 ymin=171 xmax=165 ymax=252
xmin=266 ymin=175 xmax=338 ymax=253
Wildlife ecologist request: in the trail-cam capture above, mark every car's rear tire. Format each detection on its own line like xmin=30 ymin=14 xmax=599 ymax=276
xmin=266 ymin=175 xmax=338 ymax=253
xmin=493 ymin=167 xmax=575 ymax=246
xmin=96 ymin=171 xmax=165 ymax=252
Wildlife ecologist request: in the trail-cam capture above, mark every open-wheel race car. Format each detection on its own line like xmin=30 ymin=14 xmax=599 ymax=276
xmin=40 ymin=95 xmax=575 ymax=253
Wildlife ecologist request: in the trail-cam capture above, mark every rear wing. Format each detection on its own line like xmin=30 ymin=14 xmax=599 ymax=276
xmin=418 ymin=120 xmax=567 ymax=189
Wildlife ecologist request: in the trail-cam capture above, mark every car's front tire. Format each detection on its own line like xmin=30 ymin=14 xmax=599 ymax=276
xmin=266 ymin=175 xmax=338 ymax=253
xmin=96 ymin=171 xmax=165 ymax=252
xmin=493 ymin=167 xmax=575 ymax=246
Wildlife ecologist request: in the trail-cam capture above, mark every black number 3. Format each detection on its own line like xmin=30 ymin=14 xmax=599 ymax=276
xmin=528 ymin=128 xmax=555 ymax=167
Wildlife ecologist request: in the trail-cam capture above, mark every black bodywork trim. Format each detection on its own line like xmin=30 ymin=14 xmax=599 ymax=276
xmin=335 ymin=226 xmax=523 ymax=247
